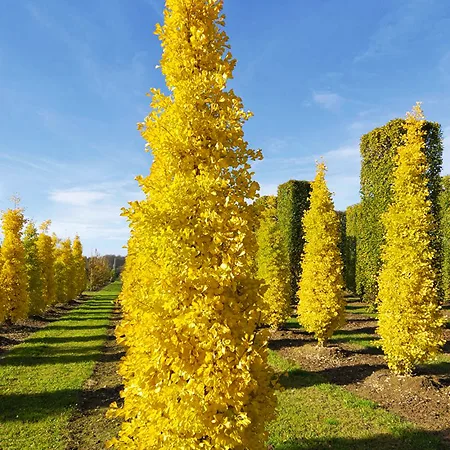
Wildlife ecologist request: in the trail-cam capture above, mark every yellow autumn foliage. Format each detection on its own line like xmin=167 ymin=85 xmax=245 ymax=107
xmin=256 ymin=196 xmax=290 ymax=328
xmin=54 ymin=237 xmax=74 ymax=304
xmin=109 ymin=0 xmax=276 ymax=448
xmin=297 ymin=162 xmax=345 ymax=346
xmin=377 ymin=104 xmax=444 ymax=375
xmin=0 ymin=206 xmax=28 ymax=322
xmin=24 ymin=221 xmax=44 ymax=315
xmin=37 ymin=220 xmax=57 ymax=307
xmin=72 ymin=235 xmax=87 ymax=296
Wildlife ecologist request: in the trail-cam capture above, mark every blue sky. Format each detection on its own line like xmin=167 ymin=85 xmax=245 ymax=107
xmin=0 ymin=0 xmax=449 ymax=255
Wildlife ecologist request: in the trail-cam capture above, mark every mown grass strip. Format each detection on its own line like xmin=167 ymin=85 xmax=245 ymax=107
xmin=267 ymin=351 xmax=443 ymax=450
xmin=0 ymin=282 xmax=121 ymax=450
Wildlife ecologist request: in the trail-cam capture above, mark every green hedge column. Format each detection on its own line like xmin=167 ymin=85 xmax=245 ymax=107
xmin=439 ymin=175 xmax=450 ymax=301
xmin=359 ymin=119 xmax=443 ymax=305
xmin=277 ymin=180 xmax=312 ymax=304
xmin=336 ymin=211 xmax=347 ymax=277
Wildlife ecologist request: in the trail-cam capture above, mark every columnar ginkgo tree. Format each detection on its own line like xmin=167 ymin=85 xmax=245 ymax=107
xmin=72 ymin=235 xmax=87 ymax=296
xmin=54 ymin=237 xmax=74 ymax=304
xmin=24 ymin=221 xmax=44 ymax=315
xmin=377 ymin=104 xmax=444 ymax=375
xmin=0 ymin=201 xmax=28 ymax=322
xmin=256 ymin=196 xmax=290 ymax=328
xmin=297 ymin=162 xmax=345 ymax=346
xmin=37 ymin=220 xmax=56 ymax=307
xmin=109 ymin=0 xmax=276 ymax=448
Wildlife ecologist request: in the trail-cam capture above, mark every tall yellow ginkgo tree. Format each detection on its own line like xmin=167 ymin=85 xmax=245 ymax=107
xmin=377 ymin=104 xmax=444 ymax=375
xmin=72 ymin=235 xmax=86 ymax=296
xmin=109 ymin=0 xmax=276 ymax=448
xmin=24 ymin=221 xmax=44 ymax=315
xmin=54 ymin=236 xmax=74 ymax=304
xmin=37 ymin=220 xmax=56 ymax=307
xmin=297 ymin=162 xmax=345 ymax=346
xmin=0 ymin=201 xmax=28 ymax=322
xmin=256 ymin=196 xmax=290 ymax=328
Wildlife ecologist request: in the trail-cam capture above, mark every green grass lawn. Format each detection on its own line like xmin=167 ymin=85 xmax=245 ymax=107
xmin=267 ymin=351 xmax=443 ymax=450
xmin=0 ymin=282 xmax=121 ymax=450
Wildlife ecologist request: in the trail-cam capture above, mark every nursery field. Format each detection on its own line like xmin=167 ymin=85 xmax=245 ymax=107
xmin=0 ymin=282 xmax=122 ymax=450
xmin=1 ymin=286 xmax=448 ymax=449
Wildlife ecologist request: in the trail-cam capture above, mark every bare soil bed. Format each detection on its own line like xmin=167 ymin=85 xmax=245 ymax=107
xmin=270 ymin=301 xmax=450 ymax=444
xmin=65 ymin=307 xmax=124 ymax=449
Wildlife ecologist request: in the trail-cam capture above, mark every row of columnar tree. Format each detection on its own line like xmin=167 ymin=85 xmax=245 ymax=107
xmin=256 ymin=104 xmax=444 ymax=376
xmin=110 ymin=0 xmax=445 ymax=446
xmin=0 ymin=205 xmax=87 ymax=323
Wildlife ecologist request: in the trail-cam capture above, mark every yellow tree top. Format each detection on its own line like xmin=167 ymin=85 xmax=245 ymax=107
xmin=112 ymin=0 xmax=275 ymax=448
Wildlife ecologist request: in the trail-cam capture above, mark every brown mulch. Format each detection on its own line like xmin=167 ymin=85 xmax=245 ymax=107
xmin=65 ymin=308 xmax=124 ymax=450
xmin=0 ymin=297 xmax=88 ymax=358
xmin=270 ymin=301 xmax=450 ymax=443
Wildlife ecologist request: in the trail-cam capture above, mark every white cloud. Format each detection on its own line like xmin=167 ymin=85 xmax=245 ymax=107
xmin=264 ymin=137 xmax=289 ymax=155
xmin=258 ymin=183 xmax=279 ymax=197
xmin=324 ymin=146 xmax=359 ymax=160
xmin=43 ymin=179 xmax=144 ymax=254
xmin=50 ymin=189 xmax=109 ymax=206
xmin=312 ymin=92 xmax=344 ymax=111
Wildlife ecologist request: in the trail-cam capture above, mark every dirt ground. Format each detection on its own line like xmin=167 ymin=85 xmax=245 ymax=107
xmin=65 ymin=307 xmax=124 ymax=449
xmin=270 ymin=301 xmax=450 ymax=444
xmin=0 ymin=297 xmax=87 ymax=358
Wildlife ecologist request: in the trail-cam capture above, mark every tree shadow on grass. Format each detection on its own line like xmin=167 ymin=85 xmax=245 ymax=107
xmin=269 ymin=337 xmax=314 ymax=351
xmin=0 ymin=385 xmax=123 ymax=423
xmin=47 ymin=324 xmax=115 ymax=331
xmin=269 ymin=336 xmax=380 ymax=352
xmin=314 ymin=363 xmax=386 ymax=386
xmin=276 ymin=360 xmax=386 ymax=389
xmin=416 ymin=361 xmax=450 ymax=384
xmin=58 ymin=316 xmax=113 ymax=322
xmin=27 ymin=334 xmax=116 ymax=344
xmin=334 ymin=326 xmax=377 ymax=336
xmin=277 ymin=367 xmax=322 ymax=390
xmin=271 ymin=429 xmax=447 ymax=450
xmin=1 ymin=351 xmax=122 ymax=366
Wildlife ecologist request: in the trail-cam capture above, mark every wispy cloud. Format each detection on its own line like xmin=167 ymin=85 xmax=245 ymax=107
xmin=354 ymin=0 xmax=433 ymax=62
xmin=50 ymin=189 xmax=110 ymax=206
xmin=144 ymin=0 xmax=164 ymax=17
xmin=44 ymin=179 xmax=144 ymax=254
xmin=312 ymin=92 xmax=344 ymax=111
xmin=256 ymin=142 xmax=361 ymax=210
xmin=0 ymin=153 xmax=66 ymax=173
xmin=25 ymin=2 xmax=150 ymax=102
xmin=324 ymin=146 xmax=359 ymax=160
xmin=238 ymin=38 xmax=280 ymax=86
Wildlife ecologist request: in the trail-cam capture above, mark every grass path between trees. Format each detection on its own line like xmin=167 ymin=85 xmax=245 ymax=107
xmin=0 ymin=284 xmax=446 ymax=450
xmin=0 ymin=282 xmax=121 ymax=450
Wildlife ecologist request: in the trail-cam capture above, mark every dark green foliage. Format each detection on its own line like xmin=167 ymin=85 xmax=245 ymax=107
xmin=358 ymin=119 xmax=443 ymax=304
xmin=336 ymin=211 xmax=346 ymax=262
xmin=439 ymin=175 xmax=450 ymax=300
xmin=345 ymin=204 xmax=360 ymax=293
xmin=277 ymin=180 xmax=311 ymax=303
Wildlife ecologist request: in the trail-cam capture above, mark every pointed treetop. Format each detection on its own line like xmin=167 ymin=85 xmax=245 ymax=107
xmin=39 ymin=220 xmax=52 ymax=233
